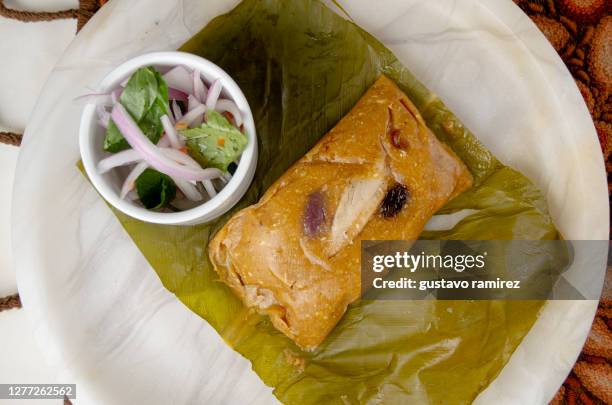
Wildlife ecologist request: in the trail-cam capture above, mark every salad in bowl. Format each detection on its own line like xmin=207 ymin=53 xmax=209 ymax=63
xmin=79 ymin=52 xmax=257 ymax=225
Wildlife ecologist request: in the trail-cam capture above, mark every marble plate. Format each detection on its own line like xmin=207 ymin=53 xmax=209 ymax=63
xmin=12 ymin=0 xmax=608 ymax=404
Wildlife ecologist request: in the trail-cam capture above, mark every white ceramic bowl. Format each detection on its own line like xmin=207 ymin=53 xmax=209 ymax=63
xmin=79 ymin=51 xmax=257 ymax=225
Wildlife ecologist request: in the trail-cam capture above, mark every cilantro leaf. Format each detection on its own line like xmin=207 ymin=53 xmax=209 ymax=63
xmin=135 ymin=169 xmax=176 ymax=209
xmin=103 ymin=67 xmax=169 ymax=152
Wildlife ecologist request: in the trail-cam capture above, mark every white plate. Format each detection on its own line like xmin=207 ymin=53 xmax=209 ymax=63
xmin=12 ymin=0 xmax=608 ymax=404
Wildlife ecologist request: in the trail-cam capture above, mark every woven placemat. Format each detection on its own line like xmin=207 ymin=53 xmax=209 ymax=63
xmin=0 ymin=3 xmax=106 ymax=404
xmin=0 ymin=0 xmax=105 ymax=31
xmin=513 ymin=2 xmax=611 ymax=403
xmin=0 ymin=1 xmax=610 ymax=404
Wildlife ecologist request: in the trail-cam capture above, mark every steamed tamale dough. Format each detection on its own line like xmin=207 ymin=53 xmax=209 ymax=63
xmin=209 ymin=76 xmax=473 ymax=350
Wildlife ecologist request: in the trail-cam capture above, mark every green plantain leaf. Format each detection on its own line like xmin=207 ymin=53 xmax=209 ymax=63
xmin=93 ymin=0 xmax=562 ymax=403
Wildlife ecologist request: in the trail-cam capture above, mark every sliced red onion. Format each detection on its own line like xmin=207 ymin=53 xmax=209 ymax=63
xmin=187 ymin=94 xmax=201 ymax=112
xmin=221 ymin=172 xmax=232 ymax=183
xmin=97 ymin=148 xmax=142 ymax=173
xmin=111 ymin=103 xmax=219 ymax=181
xmin=167 ymin=109 xmax=176 ymax=126
xmin=99 ymin=144 xmax=203 ymax=175
xmin=215 ymin=99 xmax=243 ymax=127
xmin=193 ymin=70 xmax=208 ymax=102
xmin=168 ymin=87 xmax=188 ymax=101
xmin=163 ymin=66 xmax=193 ymax=94
xmin=205 ymin=79 xmax=222 ymax=110
xmin=160 ymin=115 xmax=183 ymax=149
xmin=203 ymin=179 xmax=217 ymax=198
xmin=111 ymin=88 xmax=122 ymax=104
xmin=157 ymin=135 xmax=170 ymax=148
xmin=171 ymin=100 xmax=183 ymax=121
xmin=186 ymin=95 xmax=204 ymax=126
xmin=172 ymin=178 xmax=202 ymax=201
xmin=120 ymin=161 xmax=148 ymax=199
xmin=97 ymin=104 xmax=110 ymax=128
xmin=177 ymin=104 xmax=206 ymax=127
xmin=159 ymin=148 xmax=202 ymax=169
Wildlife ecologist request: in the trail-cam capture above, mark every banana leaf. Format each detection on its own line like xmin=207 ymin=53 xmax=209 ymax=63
xmin=95 ymin=0 xmax=562 ymax=403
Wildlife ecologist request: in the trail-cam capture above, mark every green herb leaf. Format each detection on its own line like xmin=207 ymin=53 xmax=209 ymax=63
xmin=103 ymin=67 xmax=169 ymax=152
xmin=180 ymin=110 xmax=248 ymax=171
xmin=135 ymin=169 xmax=176 ymax=209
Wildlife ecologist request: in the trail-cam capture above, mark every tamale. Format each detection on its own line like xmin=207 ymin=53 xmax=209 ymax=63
xmin=209 ymin=76 xmax=473 ymax=350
